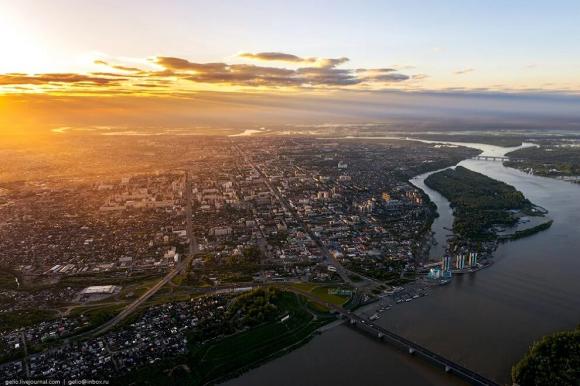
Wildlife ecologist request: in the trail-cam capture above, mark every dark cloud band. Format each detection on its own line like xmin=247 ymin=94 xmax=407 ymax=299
xmin=0 ymin=52 xmax=413 ymax=92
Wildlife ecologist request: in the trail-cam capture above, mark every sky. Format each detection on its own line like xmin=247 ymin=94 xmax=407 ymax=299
xmin=1 ymin=0 xmax=580 ymax=135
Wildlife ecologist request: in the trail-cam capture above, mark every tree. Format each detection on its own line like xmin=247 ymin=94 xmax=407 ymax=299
xmin=512 ymin=327 xmax=580 ymax=386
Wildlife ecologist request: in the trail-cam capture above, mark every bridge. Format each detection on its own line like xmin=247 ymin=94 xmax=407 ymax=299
xmin=346 ymin=315 xmax=500 ymax=386
xmin=471 ymin=155 xmax=523 ymax=162
xmin=286 ymin=286 xmax=500 ymax=386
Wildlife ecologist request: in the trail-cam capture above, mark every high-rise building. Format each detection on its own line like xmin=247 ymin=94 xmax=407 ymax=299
xmin=442 ymin=255 xmax=452 ymax=271
xmin=456 ymin=255 xmax=465 ymax=269
xmin=468 ymin=252 xmax=478 ymax=267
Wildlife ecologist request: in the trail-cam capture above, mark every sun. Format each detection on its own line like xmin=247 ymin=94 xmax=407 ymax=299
xmin=0 ymin=5 xmax=51 ymax=74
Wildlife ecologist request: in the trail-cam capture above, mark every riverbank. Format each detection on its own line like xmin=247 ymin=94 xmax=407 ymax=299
xmin=422 ymin=165 xmax=551 ymax=265
xmin=221 ymin=138 xmax=580 ymax=386
xmin=111 ymin=289 xmax=335 ymax=386
xmin=391 ymin=144 xmax=580 ymax=384
xmin=499 ymin=219 xmax=553 ymax=241
xmin=504 ymin=140 xmax=580 ymax=182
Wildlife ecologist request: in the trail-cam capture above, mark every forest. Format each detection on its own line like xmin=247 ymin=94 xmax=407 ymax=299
xmin=512 ymin=326 xmax=580 ymax=386
xmin=425 ymin=166 xmax=533 ymax=240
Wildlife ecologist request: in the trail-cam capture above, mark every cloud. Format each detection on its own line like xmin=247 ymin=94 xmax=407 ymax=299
xmin=183 ymin=64 xmax=299 ymax=86
xmin=355 ymin=68 xmax=410 ymax=82
xmin=295 ymin=67 xmax=359 ymax=85
xmin=154 ymin=57 xmax=227 ymax=72
xmin=454 ymin=68 xmax=475 ymax=75
xmin=315 ymin=57 xmax=349 ymax=68
xmin=239 ymin=52 xmax=349 ymax=68
xmin=0 ymin=73 xmax=120 ymax=85
xmin=94 ymin=60 xmax=143 ymax=72
xmin=356 ymin=68 xmax=397 ymax=74
xmin=0 ymin=52 xmax=414 ymax=93
xmin=153 ymin=55 xmax=410 ymax=87
xmin=370 ymin=73 xmax=410 ymax=82
xmin=239 ymin=52 xmax=309 ymax=63
xmin=412 ymin=74 xmax=429 ymax=80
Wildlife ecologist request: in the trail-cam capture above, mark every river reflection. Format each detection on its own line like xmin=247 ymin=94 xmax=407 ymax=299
xmin=224 ymin=140 xmax=580 ymax=386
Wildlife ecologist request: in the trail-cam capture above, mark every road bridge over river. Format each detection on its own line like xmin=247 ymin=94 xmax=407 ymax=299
xmin=346 ymin=314 xmax=500 ymax=386
xmin=471 ymin=155 xmax=523 ymax=162
xmin=286 ymin=286 xmax=500 ymax=386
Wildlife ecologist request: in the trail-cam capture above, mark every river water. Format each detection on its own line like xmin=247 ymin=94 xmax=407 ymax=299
xmin=225 ymin=141 xmax=580 ymax=386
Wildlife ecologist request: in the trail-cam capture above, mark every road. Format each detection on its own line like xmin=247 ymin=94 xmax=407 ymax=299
xmin=72 ymin=257 xmax=192 ymax=339
xmin=232 ymin=142 xmax=371 ymax=288
xmin=185 ymin=171 xmax=198 ymax=255
xmin=20 ymin=332 xmax=30 ymax=377
xmin=72 ymin=171 xmax=198 ymax=339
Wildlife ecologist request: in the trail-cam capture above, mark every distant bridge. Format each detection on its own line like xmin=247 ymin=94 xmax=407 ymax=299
xmin=471 ymin=155 xmax=523 ymax=162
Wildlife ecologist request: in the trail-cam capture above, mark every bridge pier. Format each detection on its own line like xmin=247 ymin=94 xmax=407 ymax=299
xmin=343 ymin=315 xmax=500 ymax=385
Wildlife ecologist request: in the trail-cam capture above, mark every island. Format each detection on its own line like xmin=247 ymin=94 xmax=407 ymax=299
xmin=424 ymin=166 xmax=552 ymax=253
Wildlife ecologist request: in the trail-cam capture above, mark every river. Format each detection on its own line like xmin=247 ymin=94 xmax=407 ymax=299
xmin=224 ymin=140 xmax=580 ymax=386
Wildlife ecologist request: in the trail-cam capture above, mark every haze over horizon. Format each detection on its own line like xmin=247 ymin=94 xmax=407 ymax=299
xmin=2 ymin=0 xmax=580 ymax=136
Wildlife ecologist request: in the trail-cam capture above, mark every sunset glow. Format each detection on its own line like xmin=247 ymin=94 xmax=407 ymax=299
xmin=1 ymin=0 xmax=580 ymax=137
xmin=1 ymin=2 xmax=580 ymax=385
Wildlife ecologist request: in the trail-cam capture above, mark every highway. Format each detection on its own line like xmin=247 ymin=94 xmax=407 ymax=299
xmin=73 ymin=173 xmax=196 ymax=340
xmin=72 ymin=256 xmax=192 ymax=339
xmin=232 ymin=142 xmax=370 ymax=288
xmin=185 ymin=171 xmax=198 ymax=255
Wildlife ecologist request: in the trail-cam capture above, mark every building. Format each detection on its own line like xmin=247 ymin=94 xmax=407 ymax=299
xmin=80 ymin=285 xmax=121 ymax=295
xmin=442 ymin=255 xmax=452 ymax=271
xmin=427 ymin=267 xmax=442 ymax=279
xmin=468 ymin=252 xmax=478 ymax=267
xmin=455 ymin=255 xmax=466 ymax=269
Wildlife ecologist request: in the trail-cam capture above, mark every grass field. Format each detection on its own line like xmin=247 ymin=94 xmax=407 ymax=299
xmin=288 ymin=282 xmax=319 ymax=292
xmin=0 ymin=309 xmax=57 ymax=332
xmin=0 ymin=270 xmax=18 ymax=290
xmin=310 ymin=286 xmax=350 ymax=306
xmin=189 ymin=292 xmax=332 ymax=384
xmin=289 ymin=282 xmax=351 ymax=306
xmin=69 ymin=302 xmax=127 ymax=332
